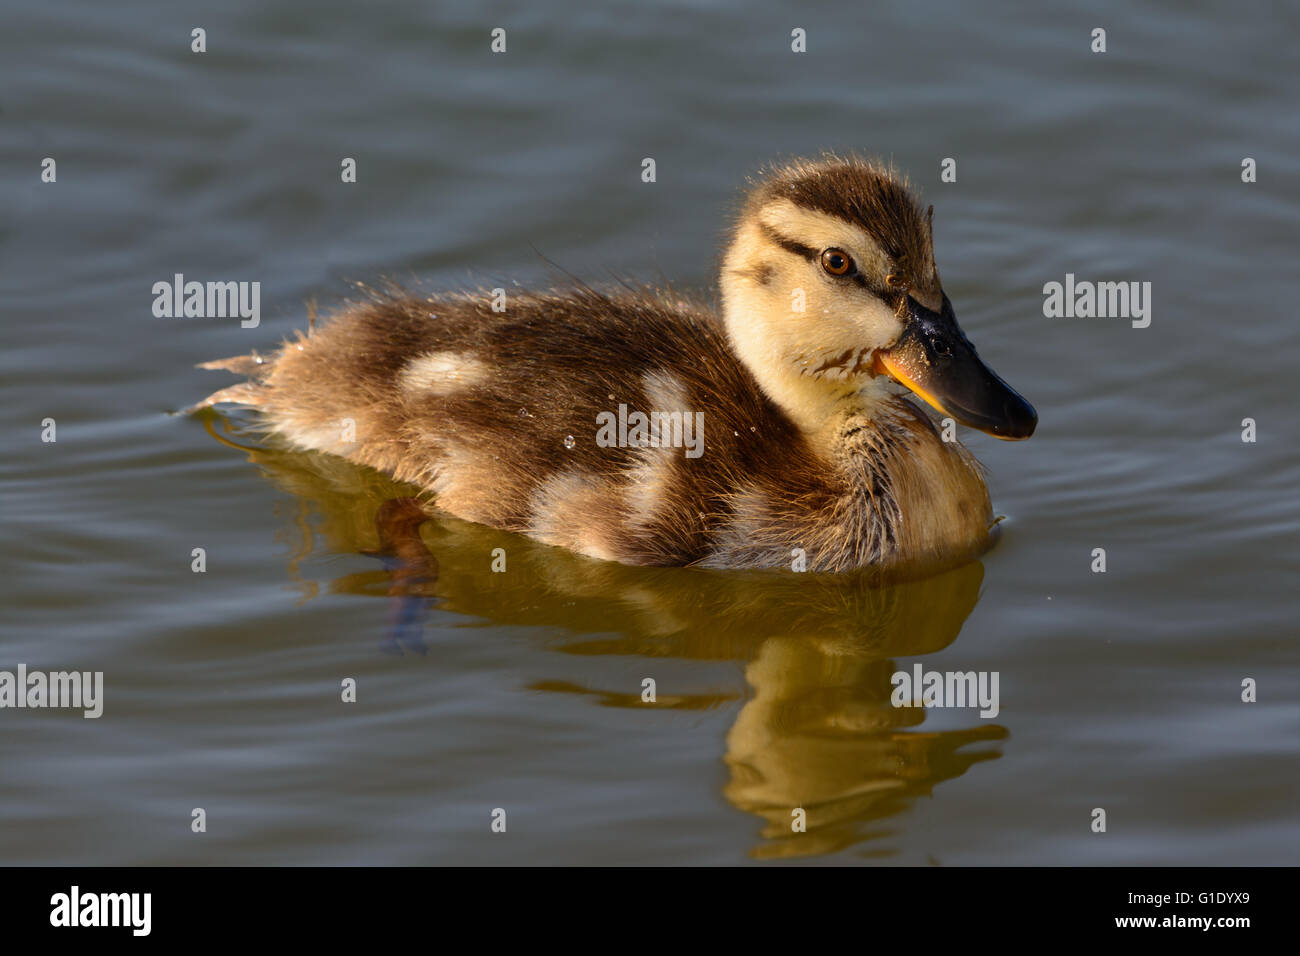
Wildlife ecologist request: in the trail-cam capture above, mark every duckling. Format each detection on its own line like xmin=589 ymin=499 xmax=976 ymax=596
xmin=194 ymin=156 xmax=1036 ymax=573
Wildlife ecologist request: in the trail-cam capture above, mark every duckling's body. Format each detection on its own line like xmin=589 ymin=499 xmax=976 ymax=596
xmin=196 ymin=158 xmax=1035 ymax=573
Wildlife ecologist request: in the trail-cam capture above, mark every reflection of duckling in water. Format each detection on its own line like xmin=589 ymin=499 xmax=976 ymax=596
xmin=725 ymin=626 xmax=1006 ymax=861
xmin=363 ymin=498 xmax=439 ymax=656
xmin=192 ymin=431 xmax=1008 ymax=860
xmin=193 ymin=156 xmax=1035 ymax=573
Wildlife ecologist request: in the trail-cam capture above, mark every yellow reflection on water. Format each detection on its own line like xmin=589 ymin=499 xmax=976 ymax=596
xmin=202 ymin=410 xmax=1007 ymax=860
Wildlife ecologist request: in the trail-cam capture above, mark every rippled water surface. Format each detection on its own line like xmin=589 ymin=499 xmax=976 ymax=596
xmin=2 ymin=0 xmax=1297 ymax=864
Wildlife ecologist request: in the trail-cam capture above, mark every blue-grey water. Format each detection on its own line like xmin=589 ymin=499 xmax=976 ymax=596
xmin=1 ymin=0 xmax=1297 ymax=864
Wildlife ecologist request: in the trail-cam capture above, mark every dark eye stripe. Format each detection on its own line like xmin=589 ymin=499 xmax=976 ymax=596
xmin=759 ymin=223 xmax=818 ymax=262
xmin=760 ymin=224 xmax=888 ymax=297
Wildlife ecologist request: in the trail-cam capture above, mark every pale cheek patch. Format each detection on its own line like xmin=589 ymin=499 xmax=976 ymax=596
xmin=849 ymin=292 xmax=905 ymax=350
xmin=776 ymin=277 xmax=904 ymax=375
xmin=399 ymin=351 xmax=488 ymax=394
xmin=746 ymin=205 xmax=905 ymax=353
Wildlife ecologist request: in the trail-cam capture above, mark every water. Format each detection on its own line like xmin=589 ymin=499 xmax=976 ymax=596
xmin=2 ymin=0 xmax=1297 ymax=864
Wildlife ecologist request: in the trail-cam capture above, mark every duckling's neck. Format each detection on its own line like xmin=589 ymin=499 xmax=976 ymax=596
xmin=749 ymin=361 xmax=891 ymax=447
xmin=720 ymin=310 xmax=893 ymax=450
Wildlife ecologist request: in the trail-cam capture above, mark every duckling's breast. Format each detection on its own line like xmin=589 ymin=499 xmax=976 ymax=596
xmin=868 ymin=400 xmax=994 ymax=569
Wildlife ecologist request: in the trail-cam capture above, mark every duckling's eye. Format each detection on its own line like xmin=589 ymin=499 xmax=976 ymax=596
xmin=820 ymin=248 xmax=855 ymax=277
xmin=886 ymin=272 xmax=910 ymax=291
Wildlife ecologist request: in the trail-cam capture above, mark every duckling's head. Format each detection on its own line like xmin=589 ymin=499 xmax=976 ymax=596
xmin=721 ymin=157 xmax=1036 ymax=441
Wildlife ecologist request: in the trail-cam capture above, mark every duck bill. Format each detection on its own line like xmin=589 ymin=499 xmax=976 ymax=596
xmin=875 ymin=295 xmax=1037 ymax=440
